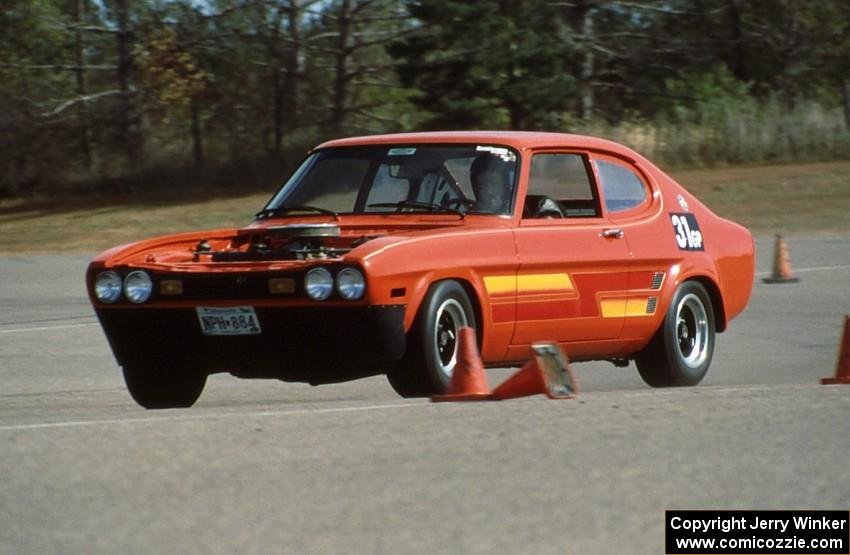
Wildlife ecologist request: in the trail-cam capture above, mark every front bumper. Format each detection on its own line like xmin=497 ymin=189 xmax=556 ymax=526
xmin=95 ymin=305 xmax=406 ymax=383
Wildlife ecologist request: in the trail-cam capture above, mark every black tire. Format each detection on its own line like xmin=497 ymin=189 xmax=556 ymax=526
xmin=635 ymin=281 xmax=715 ymax=387
xmin=387 ymin=280 xmax=477 ymax=397
xmin=123 ymin=363 xmax=207 ymax=409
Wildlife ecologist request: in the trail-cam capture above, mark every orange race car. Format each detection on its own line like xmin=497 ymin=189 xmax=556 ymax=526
xmin=86 ymin=132 xmax=754 ymax=408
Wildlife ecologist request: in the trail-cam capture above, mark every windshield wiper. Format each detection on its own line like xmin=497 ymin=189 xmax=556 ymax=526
xmin=368 ymin=201 xmax=465 ymax=218
xmin=255 ymin=205 xmax=339 ymax=220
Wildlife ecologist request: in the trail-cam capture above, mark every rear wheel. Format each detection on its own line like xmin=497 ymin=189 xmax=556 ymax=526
xmin=387 ymin=280 xmax=477 ymax=397
xmin=636 ymin=281 xmax=715 ymax=387
xmin=123 ymin=363 xmax=207 ymax=409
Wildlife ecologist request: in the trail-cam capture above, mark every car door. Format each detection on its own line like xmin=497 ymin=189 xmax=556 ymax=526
xmin=591 ymin=154 xmax=669 ymax=343
xmin=511 ymin=151 xmax=632 ymax=351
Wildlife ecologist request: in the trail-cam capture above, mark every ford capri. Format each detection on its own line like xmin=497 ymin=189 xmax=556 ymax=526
xmin=86 ymin=131 xmax=754 ymax=408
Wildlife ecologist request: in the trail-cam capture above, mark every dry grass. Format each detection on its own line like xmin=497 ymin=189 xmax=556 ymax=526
xmin=1 ymin=160 xmax=849 ymax=254
xmin=0 ymin=192 xmax=270 ymax=254
xmin=671 ymin=160 xmax=850 ymax=234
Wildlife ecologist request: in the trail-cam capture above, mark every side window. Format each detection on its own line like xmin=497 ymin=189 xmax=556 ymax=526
xmin=526 ymin=153 xmax=600 ymax=218
xmin=595 ymin=159 xmax=648 ymax=213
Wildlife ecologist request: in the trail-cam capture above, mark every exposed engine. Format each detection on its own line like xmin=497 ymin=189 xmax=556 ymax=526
xmin=192 ymin=224 xmax=379 ymax=262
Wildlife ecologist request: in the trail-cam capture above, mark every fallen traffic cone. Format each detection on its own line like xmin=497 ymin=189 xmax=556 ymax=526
xmin=821 ymin=316 xmax=850 ymax=385
xmin=763 ymin=234 xmax=799 ymax=283
xmin=491 ymin=342 xmax=579 ymax=400
xmin=431 ymin=327 xmax=493 ymax=401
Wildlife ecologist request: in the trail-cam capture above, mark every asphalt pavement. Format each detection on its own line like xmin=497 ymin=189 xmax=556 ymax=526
xmin=1 ymin=235 xmax=849 ymax=554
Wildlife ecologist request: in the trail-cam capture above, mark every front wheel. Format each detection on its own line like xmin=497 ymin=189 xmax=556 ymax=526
xmin=387 ymin=280 xmax=477 ymax=397
xmin=123 ymin=363 xmax=207 ymax=409
xmin=636 ymin=281 xmax=715 ymax=387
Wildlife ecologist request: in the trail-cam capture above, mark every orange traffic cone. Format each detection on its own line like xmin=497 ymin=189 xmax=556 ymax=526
xmin=431 ymin=327 xmax=493 ymax=402
xmin=491 ymin=342 xmax=579 ymax=400
xmin=763 ymin=234 xmax=799 ymax=283
xmin=822 ymin=316 xmax=850 ymax=385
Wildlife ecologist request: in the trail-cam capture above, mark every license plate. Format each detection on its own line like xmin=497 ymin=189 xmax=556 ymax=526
xmin=196 ymin=307 xmax=262 ymax=336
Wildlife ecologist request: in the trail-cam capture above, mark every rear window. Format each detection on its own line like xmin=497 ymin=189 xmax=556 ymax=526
xmin=595 ymin=159 xmax=648 ymax=213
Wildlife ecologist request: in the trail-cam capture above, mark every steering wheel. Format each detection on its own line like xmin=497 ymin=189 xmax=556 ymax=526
xmin=525 ymin=195 xmax=564 ymax=218
xmin=446 ymin=196 xmax=476 ymax=209
xmin=434 ymin=166 xmax=474 ymax=209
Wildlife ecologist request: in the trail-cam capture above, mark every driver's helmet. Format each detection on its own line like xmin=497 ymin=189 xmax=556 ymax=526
xmin=469 ymin=153 xmax=512 ymax=198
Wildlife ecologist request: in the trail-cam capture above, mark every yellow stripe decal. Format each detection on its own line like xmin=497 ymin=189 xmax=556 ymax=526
xmin=484 ymin=276 xmax=516 ymax=295
xmin=484 ymin=273 xmax=575 ymax=296
xmin=600 ymin=298 xmax=651 ymax=318
xmin=517 ymin=273 xmax=574 ymax=293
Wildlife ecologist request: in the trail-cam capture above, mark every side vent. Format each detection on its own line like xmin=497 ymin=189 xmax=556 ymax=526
xmin=646 ymin=297 xmax=658 ymax=314
xmin=650 ymin=272 xmax=665 ymax=290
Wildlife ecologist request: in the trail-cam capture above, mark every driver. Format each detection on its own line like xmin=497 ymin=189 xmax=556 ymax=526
xmin=470 ymin=154 xmax=512 ymax=214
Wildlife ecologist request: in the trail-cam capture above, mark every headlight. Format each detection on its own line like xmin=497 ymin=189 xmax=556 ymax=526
xmin=304 ymin=267 xmax=333 ymax=301
xmin=124 ymin=271 xmax=153 ymax=304
xmin=94 ymin=271 xmax=122 ymax=303
xmin=336 ymin=268 xmax=366 ymax=300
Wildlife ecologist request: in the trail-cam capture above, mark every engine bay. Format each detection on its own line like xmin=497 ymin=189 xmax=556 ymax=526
xmin=192 ymin=224 xmax=379 ymax=262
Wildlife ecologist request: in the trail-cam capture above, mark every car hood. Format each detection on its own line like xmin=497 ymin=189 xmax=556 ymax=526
xmin=89 ymin=215 xmax=510 ymax=272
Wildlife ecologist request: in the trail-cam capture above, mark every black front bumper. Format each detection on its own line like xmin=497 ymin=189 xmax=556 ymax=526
xmin=95 ymin=305 xmax=406 ymax=383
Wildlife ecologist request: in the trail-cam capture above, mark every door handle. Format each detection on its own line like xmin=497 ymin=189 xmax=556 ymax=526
xmin=601 ymin=228 xmax=624 ymax=239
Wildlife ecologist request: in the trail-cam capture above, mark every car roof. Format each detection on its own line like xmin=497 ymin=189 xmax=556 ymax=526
xmin=315 ymin=131 xmax=639 ymax=161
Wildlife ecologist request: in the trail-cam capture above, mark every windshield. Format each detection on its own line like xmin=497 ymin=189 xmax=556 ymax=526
xmin=263 ymin=144 xmax=519 ymax=217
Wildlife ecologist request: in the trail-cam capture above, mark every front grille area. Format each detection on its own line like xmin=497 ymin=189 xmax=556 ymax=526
xmin=157 ymin=273 xmax=298 ymax=300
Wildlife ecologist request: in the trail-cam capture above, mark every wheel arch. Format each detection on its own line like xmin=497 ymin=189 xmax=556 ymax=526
xmin=386 ymin=275 xmax=488 ymax=398
xmin=456 ymin=278 xmax=485 ymax=345
xmin=414 ymin=276 xmax=485 ymax=346
xmin=687 ymin=275 xmax=727 ymax=333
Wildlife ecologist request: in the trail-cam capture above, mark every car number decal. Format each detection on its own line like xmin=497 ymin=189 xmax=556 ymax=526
xmin=670 ymin=213 xmax=704 ymax=251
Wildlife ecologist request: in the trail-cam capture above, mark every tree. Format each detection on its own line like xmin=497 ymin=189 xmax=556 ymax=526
xmin=304 ymin=0 xmax=414 ymax=135
xmin=135 ymin=24 xmax=209 ymax=168
xmin=390 ymin=0 xmax=575 ymax=130
xmin=0 ymin=0 xmax=104 ymax=189
xmin=1 ymin=0 xmax=848 ymax=194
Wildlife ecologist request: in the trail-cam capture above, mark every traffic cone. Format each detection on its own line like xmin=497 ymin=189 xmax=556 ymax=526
xmin=431 ymin=327 xmax=493 ymax=402
xmin=762 ymin=235 xmax=799 ymax=283
xmin=491 ymin=342 xmax=579 ymax=400
xmin=822 ymin=316 xmax=850 ymax=385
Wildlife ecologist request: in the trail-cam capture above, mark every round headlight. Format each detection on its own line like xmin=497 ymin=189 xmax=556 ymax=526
xmin=304 ymin=267 xmax=333 ymax=301
xmin=336 ymin=268 xmax=366 ymax=300
xmin=94 ymin=271 xmax=123 ymax=304
xmin=124 ymin=271 xmax=153 ymax=304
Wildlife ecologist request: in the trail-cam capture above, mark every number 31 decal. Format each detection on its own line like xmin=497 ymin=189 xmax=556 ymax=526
xmin=670 ymin=213 xmax=704 ymax=251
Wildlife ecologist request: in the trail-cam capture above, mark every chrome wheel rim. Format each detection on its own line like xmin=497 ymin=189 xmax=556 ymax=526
xmin=433 ymin=298 xmax=468 ymax=378
xmin=676 ymin=293 xmax=709 ymax=368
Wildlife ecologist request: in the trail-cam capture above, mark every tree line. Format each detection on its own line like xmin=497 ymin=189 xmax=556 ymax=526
xmin=1 ymin=0 xmax=848 ymax=196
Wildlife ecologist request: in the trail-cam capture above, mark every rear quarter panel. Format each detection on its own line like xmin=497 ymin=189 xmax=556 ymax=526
xmin=644 ymin=164 xmax=754 ymax=330
xmin=599 ymin=153 xmax=754 ymax=354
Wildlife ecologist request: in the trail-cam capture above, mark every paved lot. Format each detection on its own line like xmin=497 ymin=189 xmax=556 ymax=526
xmin=1 ymin=235 xmax=849 ymax=554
